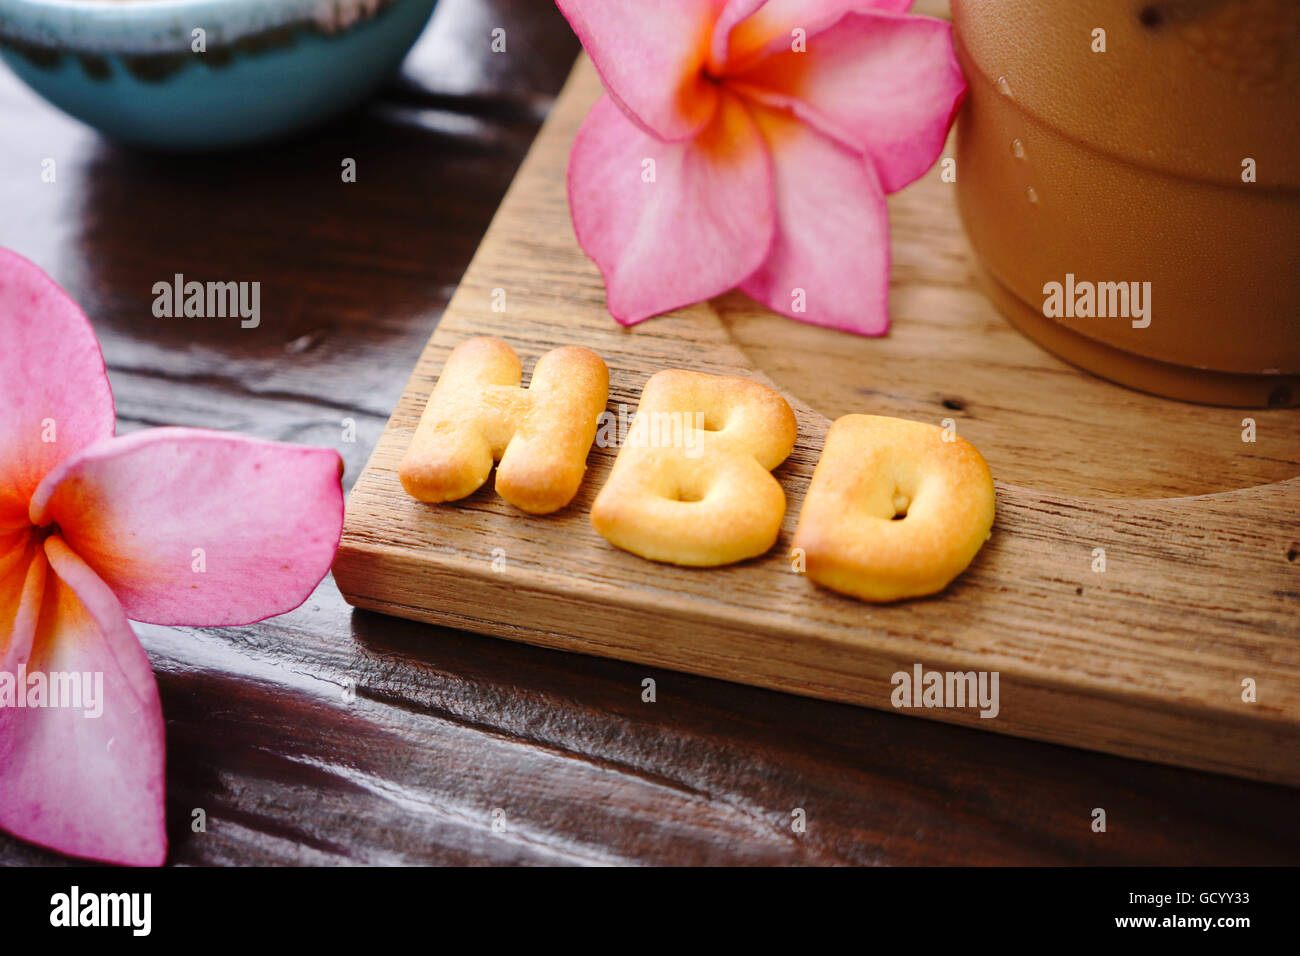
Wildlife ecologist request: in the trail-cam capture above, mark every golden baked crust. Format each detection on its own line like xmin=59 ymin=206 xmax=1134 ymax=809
xmin=793 ymin=415 xmax=995 ymax=602
xmin=399 ymin=336 xmax=609 ymax=514
xmin=591 ymin=370 xmax=798 ymax=566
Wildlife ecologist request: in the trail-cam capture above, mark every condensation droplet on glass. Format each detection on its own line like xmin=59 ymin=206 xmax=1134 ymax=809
xmin=997 ymin=75 xmax=1012 ymax=96
xmin=1026 ymin=186 xmax=1039 ymax=204
xmin=1012 ymin=138 xmax=1026 ymax=160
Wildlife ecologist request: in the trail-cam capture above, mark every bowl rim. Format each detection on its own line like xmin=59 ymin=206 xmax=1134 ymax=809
xmin=0 ymin=0 xmax=408 ymax=53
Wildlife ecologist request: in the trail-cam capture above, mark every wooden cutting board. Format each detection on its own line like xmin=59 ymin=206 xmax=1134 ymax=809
xmin=334 ymin=56 xmax=1300 ymax=787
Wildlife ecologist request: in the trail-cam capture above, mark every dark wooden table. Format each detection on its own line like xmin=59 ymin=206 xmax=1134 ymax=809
xmin=2 ymin=0 xmax=1296 ymax=866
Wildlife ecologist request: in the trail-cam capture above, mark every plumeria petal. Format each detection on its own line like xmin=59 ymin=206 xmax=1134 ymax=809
xmin=708 ymin=0 xmax=766 ymax=73
xmin=714 ymin=0 xmax=913 ymax=72
xmin=0 ymin=531 xmax=42 ymax=679
xmin=29 ymin=428 xmax=344 ymax=627
xmin=0 ymin=249 xmax=115 ymax=528
xmin=568 ymin=92 xmax=776 ymax=325
xmin=739 ymin=104 xmax=890 ymax=334
xmin=729 ymin=11 xmax=966 ymax=192
xmin=0 ymin=537 xmax=166 ymax=867
xmin=556 ymin=0 xmax=728 ymax=141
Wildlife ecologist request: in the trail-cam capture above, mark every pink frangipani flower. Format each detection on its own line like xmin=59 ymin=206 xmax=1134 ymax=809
xmin=0 ymin=249 xmax=344 ymax=866
xmin=558 ymin=0 xmax=965 ymax=334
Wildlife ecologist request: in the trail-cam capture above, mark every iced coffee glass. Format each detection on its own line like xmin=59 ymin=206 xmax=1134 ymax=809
xmin=952 ymin=0 xmax=1299 ymax=406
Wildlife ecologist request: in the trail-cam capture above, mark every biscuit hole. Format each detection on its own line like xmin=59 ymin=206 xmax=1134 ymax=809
xmin=672 ymin=487 xmax=707 ymax=503
xmin=891 ymin=491 xmax=910 ymax=520
xmin=700 ymin=411 xmax=727 ymax=432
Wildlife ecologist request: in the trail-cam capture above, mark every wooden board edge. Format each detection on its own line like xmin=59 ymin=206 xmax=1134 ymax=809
xmin=333 ymin=542 xmax=1300 ymax=788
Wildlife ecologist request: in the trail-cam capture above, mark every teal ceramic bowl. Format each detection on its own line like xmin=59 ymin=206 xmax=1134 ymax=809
xmin=0 ymin=0 xmax=436 ymax=149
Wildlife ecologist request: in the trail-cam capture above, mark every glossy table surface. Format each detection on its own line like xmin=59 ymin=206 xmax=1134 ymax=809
xmin=1 ymin=0 xmax=1297 ymax=866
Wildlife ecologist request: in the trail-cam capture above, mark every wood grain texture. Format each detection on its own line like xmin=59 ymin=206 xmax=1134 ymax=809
xmin=335 ymin=57 xmax=1300 ymax=788
xmin=2 ymin=0 xmax=1298 ymax=867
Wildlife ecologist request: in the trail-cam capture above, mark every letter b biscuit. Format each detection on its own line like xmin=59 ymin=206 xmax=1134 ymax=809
xmin=591 ymin=370 xmax=797 ymax=566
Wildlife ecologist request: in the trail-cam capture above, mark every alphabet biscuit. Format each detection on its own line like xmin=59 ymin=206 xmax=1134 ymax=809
xmin=399 ymin=337 xmax=609 ymax=514
xmin=793 ymin=414 xmax=995 ymax=602
xmin=590 ymin=370 xmax=797 ymax=566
